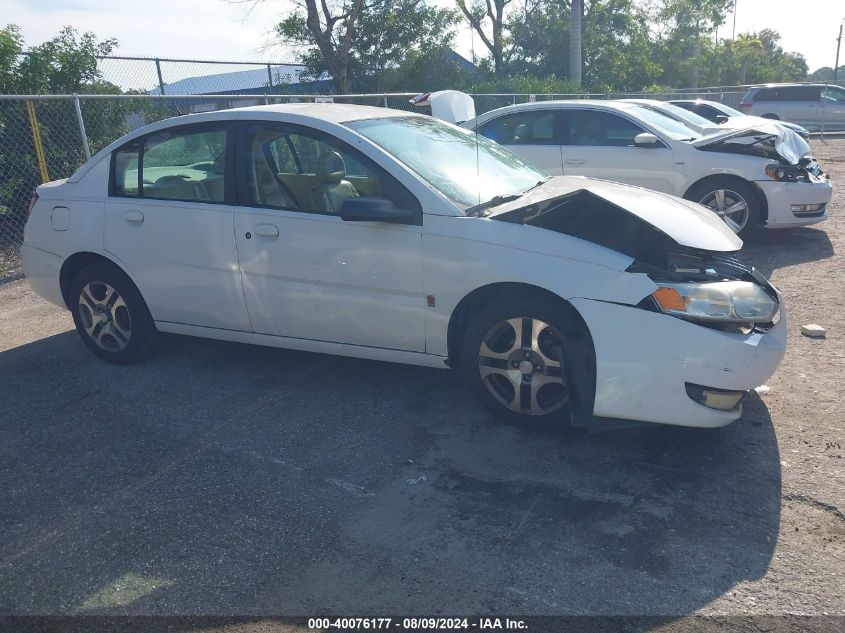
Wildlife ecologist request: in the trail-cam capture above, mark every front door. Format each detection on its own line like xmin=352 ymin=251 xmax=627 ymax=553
xmin=233 ymin=121 xmax=426 ymax=352
xmin=558 ymin=108 xmax=680 ymax=194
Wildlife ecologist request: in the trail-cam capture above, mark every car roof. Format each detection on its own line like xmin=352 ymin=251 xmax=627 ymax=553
xmin=470 ymin=99 xmax=642 ymax=124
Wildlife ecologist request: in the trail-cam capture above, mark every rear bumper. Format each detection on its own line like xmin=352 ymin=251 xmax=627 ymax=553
xmin=756 ymin=179 xmax=832 ymax=228
xmin=21 ymin=243 xmax=66 ymax=308
xmin=571 ymin=294 xmax=787 ymax=428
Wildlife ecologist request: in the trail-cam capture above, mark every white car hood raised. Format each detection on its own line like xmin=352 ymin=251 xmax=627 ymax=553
xmin=485 ymin=176 xmax=742 ymax=252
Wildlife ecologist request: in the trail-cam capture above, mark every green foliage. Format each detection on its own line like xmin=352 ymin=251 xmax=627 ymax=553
xmin=0 ymin=25 xmax=123 ymax=244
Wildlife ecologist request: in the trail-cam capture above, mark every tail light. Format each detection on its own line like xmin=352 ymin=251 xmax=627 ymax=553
xmin=27 ymin=191 xmax=39 ymax=218
xmin=738 ymin=102 xmax=752 ymax=111
xmin=27 ymin=192 xmax=39 ymax=218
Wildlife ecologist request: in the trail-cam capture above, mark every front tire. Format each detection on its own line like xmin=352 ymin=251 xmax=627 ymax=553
xmin=69 ymin=264 xmax=156 ymax=364
xmin=685 ymin=178 xmax=763 ymax=238
xmin=458 ymin=295 xmax=583 ymax=431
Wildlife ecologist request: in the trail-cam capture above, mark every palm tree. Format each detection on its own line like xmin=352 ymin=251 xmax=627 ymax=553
xmin=569 ymin=0 xmax=582 ymax=86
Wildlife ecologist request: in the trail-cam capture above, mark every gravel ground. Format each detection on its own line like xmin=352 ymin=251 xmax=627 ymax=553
xmin=0 ymin=141 xmax=843 ymax=628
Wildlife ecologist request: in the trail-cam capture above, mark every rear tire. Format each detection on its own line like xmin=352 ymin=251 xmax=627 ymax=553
xmin=761 ymin=113 xmax=780 ymax=120
xmin=69 ymin=264 xmax=156 ymax=364
xmin=684 ymin=177 xmax=763 ymax=238
xmin=458 ymin=294 xmax=586 ymax=431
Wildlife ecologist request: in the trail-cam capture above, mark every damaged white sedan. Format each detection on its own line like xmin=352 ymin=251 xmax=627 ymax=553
xmin=23 ymin=104 xmax=785 ymax=430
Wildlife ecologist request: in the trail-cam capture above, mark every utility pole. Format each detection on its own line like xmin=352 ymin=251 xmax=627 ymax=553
xmin=835 ymin=19 xmax=844 ymax=82
xmin=732 ymin=0 xmax=738 ymax=40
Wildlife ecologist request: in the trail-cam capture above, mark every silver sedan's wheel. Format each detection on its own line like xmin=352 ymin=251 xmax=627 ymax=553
xmin=698 ymin=188 xmax=750 ymax=234
xmin=477 ymin=317 xmax=568 ymax=415
xmin=77 ymin=281 xmax=132 ymax=352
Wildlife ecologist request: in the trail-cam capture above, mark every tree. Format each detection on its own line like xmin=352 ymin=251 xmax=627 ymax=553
xmin=456 ymin=0 xmax=514 ymax=78
xmin=277 ymin=0 xmax=366 ymax=94
xmin=276 ymin=0 xmax=458 ymax=93
xmin=569 ymin=0 xmax=582 ymax=86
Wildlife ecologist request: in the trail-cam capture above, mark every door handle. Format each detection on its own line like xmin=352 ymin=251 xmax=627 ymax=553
xmin=254 ymin=223 xmax=279 ymax=238
xmin=565 ymin=159 xmax=586 ymax=165
xmin=124 ymin=210 xmax=144 ymax=224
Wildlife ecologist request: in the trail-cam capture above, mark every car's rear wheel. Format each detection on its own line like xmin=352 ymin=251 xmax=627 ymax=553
xmin=459 ymin=295 xmax=583 ymax=431
xmin=70 ymin=264 xmax=156 ymax=364
xmin=761 ymin=113 xmax=780 ymax=120
xmin=685 ymin=178 xmax=762 ymax=237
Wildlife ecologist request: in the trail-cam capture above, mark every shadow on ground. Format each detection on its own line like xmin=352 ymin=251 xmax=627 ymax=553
xmin=0 ymin=329 xmax=781 ymax=618
xmin=739 ymin=226 xmax=834 ymax=278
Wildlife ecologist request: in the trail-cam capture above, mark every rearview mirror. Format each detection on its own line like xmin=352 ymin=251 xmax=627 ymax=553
xmin=714 ymin=114 xmax=729 ymax=124
xmin=340 ymin=197 xmax=419 ymax=224
xmin=634 ymin=132 xmax=662 ymax=148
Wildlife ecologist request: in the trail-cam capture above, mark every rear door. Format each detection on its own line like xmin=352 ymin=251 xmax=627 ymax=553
xmin=557 ymin=108 xmax=679 ymax=194
xmin=104 ymin=122 xmax=251 ymax=331
xmin=475 ymin=109 xmax=564 ymax=175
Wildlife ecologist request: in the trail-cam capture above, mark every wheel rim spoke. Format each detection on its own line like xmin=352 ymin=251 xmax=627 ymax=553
xmin=725 ymin=200 xmax=747 ymax=215
xmin=714 ymin=189 xmax=725 ymax=209
xmin=78 ymin=282 xmax=131 ymax=352
xmin=478 ymin=316 xmax=569 ymax=416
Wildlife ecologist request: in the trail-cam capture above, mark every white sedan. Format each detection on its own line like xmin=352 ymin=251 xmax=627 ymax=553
xmin=23 ymin=104 xmax=785 ymax=429
xmin=464 ymin=100 xmax=832 ymax=236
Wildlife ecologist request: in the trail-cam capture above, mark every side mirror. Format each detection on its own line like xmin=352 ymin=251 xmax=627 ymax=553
xmin=633 ymin=132 xmax=662 ymax=148
xmin=714 ymin=114 xmax=729 ymax=124
xmin=340 ymin=197 xmax=418 ymax=224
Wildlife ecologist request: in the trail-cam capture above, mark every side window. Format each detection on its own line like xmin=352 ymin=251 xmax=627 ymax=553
xmin=785 ymin=86 xmax=821 ymax=102
xmin=111 ymin=125 xmax=228 ymax=202
xmin=694 ymin=104 xmax=721 ymax=120
xmin=477 ymin=110 xmax=561 ymax=145
xmin=822 ymin=87 xmax=845 ymax=103
xmin=243 ymin=123 xmax=420 ymax=218
xmin=563 ymin=110 xmax=645 ymax=147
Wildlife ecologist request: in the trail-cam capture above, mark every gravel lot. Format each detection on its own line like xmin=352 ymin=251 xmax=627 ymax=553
xmin=0 ymin=141 xmax=843 ymax=626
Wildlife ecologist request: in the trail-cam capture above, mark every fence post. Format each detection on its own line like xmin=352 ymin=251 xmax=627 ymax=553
xmin=264 ymin=94 xmax=270 ymax=105
xmin=155 ymin=58 xmax=166 ymax=95
xmin=25 ymin=100 xmax=49 ymax=183
xmin=267 ymin=63 xmax=274 ymax=89
xmin=73 ymin=95 xmax=91 ymax=160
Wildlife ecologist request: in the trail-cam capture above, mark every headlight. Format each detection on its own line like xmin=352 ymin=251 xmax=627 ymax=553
xmin=765 ymin=163 xmax=803 ymax=182
xmin=652 ymin=281 xmax=777 ymax=323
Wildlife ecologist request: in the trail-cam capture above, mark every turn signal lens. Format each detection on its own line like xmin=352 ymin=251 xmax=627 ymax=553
xmin=653 ymin=287 xmax=687 ymax=312
xmin=765 ymin=164 xmax=785 ymax=180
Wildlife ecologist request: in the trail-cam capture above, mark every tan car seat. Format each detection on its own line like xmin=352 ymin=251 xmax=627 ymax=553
xmin=309 ymin=151 xmax=360 ymax=213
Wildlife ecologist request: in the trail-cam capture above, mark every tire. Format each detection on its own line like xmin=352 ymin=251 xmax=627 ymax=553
xmin=684 ymin=177 xmax=763 ymax=238
xmin=458 ymin=294 xmax=588 ymax=431
xmin=761 ymin=113 xmax=780 ymax=120
xmin=69 ymin=263 xmax=156 ymax=364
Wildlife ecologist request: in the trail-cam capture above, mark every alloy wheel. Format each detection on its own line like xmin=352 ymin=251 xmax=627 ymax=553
xmin=77 ymin=281 xmax=132 ymax=352
xmin=698 ymin=189 xmax=749 ymax=234
xmin=477 ymin=317 xmax=568 ymax=415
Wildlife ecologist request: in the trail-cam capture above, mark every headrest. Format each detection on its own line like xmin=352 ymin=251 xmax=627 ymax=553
xmin=315 ymin=151 xmax=346 ymax=184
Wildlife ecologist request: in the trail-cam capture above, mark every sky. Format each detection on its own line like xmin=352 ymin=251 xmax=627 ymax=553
xmin=3 ymin=0 xmax=844 ymax=75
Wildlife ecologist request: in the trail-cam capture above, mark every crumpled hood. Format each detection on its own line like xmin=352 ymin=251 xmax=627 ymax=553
xmin=692 ymin=123 xmax=808 ymax=164
xmin=485 ymin=176 xmax=742 ymax=253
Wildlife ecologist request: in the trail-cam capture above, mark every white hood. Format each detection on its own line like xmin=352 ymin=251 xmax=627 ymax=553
xmin=487 ymin=176 xmax=743 ymax=252
xmin=410 ymin=90 xmax=476 ymax=124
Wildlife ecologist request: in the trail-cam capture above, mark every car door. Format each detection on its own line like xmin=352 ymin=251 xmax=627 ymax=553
xmin=821 ymin=86 xmax=845 ymax=128
xmin=233 ymin=121 xmax=426 ymax=352
xmin=558 ymin=108 xmax=679 ymax=194
xmin=475 ymin=109 xmax=564 ymax=175
xmin=104 ymin=122 xmax=252 ymax=331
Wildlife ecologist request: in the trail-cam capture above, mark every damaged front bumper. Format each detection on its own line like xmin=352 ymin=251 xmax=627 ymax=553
xmin=570 ymin=290 xmax=786 ymax=428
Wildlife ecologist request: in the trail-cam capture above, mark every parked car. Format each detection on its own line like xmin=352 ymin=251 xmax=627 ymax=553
xmin=464 ymin=100 xmax=831 ymax=236
xmin=739 ymin=83 xmax=845 ymax=130
xmin=669 ymin=98 xmax=810 ymax=140
xmin=23 ymin=104 xmax=786 ymax=430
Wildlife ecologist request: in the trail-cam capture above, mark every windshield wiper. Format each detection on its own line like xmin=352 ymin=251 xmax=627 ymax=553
xmin=465 ymin=193 xmax=522 ymax=217
xmin=465 ymin=179 xmax=549 ymax=217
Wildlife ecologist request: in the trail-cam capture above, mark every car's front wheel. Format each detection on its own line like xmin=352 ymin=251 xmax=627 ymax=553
xmin=685 ymin=178 xmax=762 ymax=237
xmin=458 ymin=295 xmax=582 ymax=430
xmin=69 ymin=263 xmax=156 ymax=364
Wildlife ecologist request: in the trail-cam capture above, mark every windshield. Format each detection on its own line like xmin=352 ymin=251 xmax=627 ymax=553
xmin=346 ymin=116 xmax=547 ymax=209
xmin=653 ymin=102 xmax=715 ymax=128
xmin=712 ymin=102 xmax=744 ymax=117
xmin=623 ymin=105 xmax=701 ymax=140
